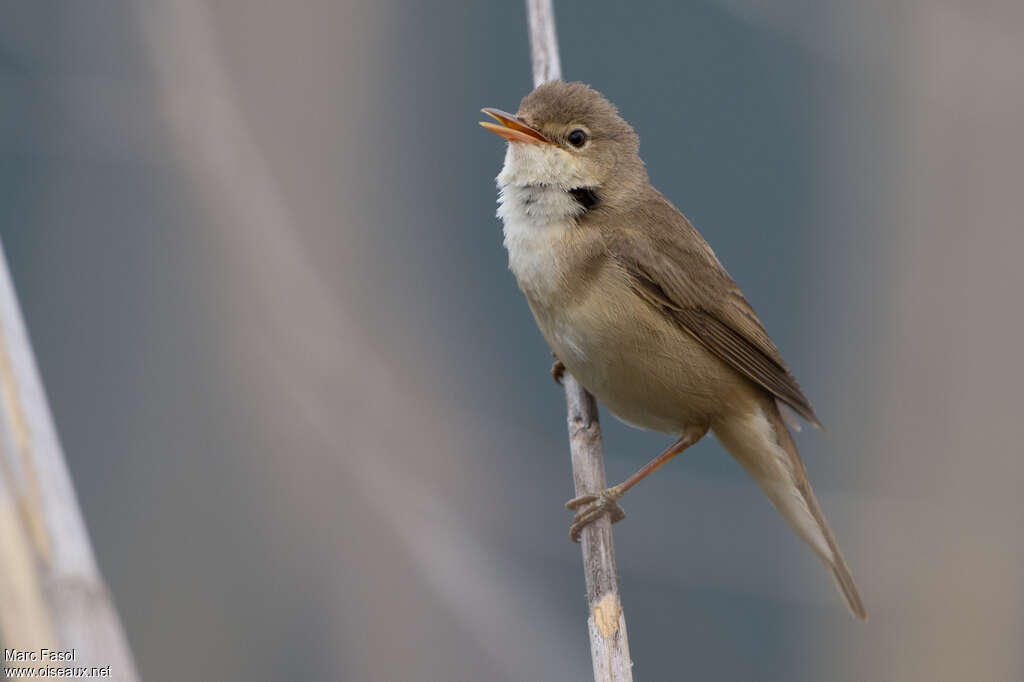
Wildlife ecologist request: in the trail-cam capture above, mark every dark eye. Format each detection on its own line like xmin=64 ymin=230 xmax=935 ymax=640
xmin=567 ymin=129 xmax=588 ymax=147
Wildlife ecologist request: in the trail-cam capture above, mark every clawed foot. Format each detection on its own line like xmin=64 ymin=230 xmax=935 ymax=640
xmin=550 ymin=356 xmax=566 ymax=384
xmin=565 ymin=485 xmax=626 ymax=542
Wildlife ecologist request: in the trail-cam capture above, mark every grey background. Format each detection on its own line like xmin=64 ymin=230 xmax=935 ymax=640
xmin=2 ymin=1 xmax=1023 ymax=680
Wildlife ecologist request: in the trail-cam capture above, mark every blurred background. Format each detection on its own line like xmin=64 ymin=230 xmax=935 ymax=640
xmin=2 ymin=0 xmax=1023 ymax=679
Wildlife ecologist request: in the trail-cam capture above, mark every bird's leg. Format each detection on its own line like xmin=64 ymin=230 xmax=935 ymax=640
xmin=566 ymin=425 xmax=707 ymax=542
xmin=550 ymin=352 xmax=566 ymax=385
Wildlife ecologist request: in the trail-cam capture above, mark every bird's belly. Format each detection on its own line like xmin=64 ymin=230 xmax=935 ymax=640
xmin=533 ymin=292 xmax=746 ymax=435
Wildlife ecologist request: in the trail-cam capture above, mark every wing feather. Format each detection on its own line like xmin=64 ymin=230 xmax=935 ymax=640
xmin=611 ymin=191 xmax=822 ymax=428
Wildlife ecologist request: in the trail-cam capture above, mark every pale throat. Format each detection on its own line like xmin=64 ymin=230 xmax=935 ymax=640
xmin=494 ymin=142 xmax=599 ymax=301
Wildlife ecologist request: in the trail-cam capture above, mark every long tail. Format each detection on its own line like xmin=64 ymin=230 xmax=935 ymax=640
xmin=714 ymin=398 xmax=867 ymax=620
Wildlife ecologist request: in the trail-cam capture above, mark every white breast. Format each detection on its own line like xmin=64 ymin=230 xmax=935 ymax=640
xmin=497 ymin=184 xmax=579 ymax=300
xmin=494 ymin=142 xmax=600 ymax=368
xmin=495 ymin=142 xmax=587 ymax=301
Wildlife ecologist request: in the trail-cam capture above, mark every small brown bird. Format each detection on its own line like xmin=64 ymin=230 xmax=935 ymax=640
xmin=480 ymin=81 xmax=866 ymax=619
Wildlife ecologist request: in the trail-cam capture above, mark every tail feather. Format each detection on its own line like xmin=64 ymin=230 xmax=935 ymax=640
xmin=793 ymin=463 xmax=868 ymax=620
xmin=714 ymin=398 xmax=867 ymax=620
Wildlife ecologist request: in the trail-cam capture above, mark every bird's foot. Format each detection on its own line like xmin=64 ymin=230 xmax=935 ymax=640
xmin=550 ymin=356 xmax=566 ymax=385
xmin=566 ymin=485 xmax=626 ymax=542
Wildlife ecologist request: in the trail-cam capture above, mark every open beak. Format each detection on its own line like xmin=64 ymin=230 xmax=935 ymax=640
xmin=479 ymin=108 xmax=553 ymax=145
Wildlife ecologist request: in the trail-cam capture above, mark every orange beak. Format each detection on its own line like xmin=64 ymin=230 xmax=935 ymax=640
xmin=479 ymin=108 xmax=553 ymax=145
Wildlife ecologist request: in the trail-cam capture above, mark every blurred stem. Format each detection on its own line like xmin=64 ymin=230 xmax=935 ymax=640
xmin=525 ymin=2 xmax=634 ymax=680
xmin=0 ymin=240 xmax=140 ymax=680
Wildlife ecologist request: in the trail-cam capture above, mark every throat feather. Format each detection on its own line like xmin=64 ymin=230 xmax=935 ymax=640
xmin=497 ymin=183 xmax=577 ymax=300
xmin=569 ymin=187 xmax=600 ymax=211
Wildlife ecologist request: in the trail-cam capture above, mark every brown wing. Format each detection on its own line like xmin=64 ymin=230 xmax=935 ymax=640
xmin=611 ymin=192 xmax=822 ymax=428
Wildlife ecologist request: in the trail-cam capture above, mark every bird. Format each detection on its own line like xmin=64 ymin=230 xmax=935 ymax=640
xmin=479 ymin=80 xmax=866 ymax=620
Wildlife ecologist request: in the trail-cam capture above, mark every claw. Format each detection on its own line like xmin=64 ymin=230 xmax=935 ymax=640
xmin=551 ymin=358 xmax=566 ymax=385
xmin=566 ymin=486 xmax=626 ymax=542
xmin=565 ymin=493 xmax=596 ymax=510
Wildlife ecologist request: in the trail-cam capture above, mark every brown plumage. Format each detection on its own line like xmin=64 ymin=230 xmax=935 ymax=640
xmin=481 ymin=81 xmax=865 ymax=619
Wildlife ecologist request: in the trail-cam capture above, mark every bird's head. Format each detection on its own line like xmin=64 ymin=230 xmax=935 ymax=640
xmin=481 ymin=81 xmax=647 ymax=213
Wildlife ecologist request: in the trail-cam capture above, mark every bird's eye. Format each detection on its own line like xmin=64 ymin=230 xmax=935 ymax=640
xmin=567 ymin=129 xmax=588 ymax=148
